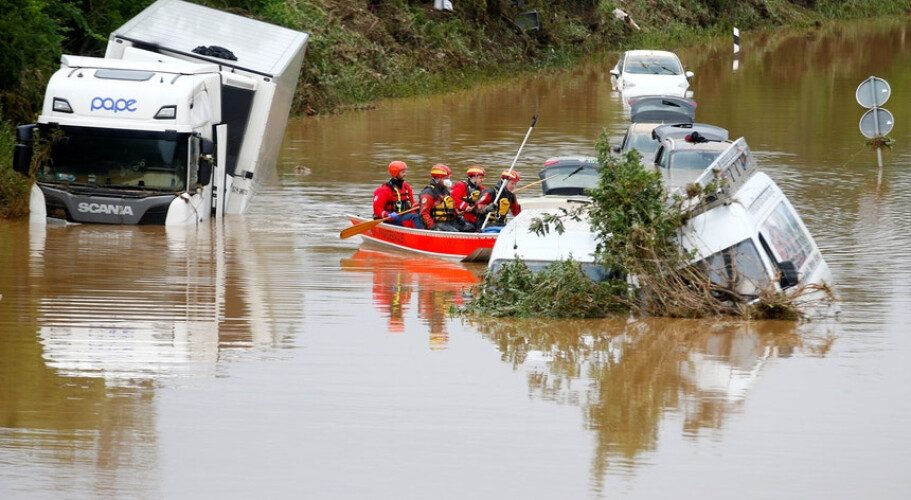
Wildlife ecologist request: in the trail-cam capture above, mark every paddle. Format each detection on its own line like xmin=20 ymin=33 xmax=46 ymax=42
xmin=513 ymin=174 xmax=558 ymax=194
xmin=340 ymin=206 xmax=419 ymax=239
xmin=480 ymin=115 xmax=538 ymax=230
xmin=514 ymin=165 xmax=586 ymax=194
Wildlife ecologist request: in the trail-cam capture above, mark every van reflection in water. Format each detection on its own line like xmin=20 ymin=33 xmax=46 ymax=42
xmin=469 ymin=316 xmax=833 ymax=473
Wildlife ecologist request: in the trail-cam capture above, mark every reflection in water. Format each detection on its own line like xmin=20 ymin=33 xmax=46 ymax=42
xmin=1 ymin=219 xmax=301 ymax=498
xmin=28 ymin=221 xmax=289 ymax=382
xmin=340 ymin=248 xmax=482 ymax=349
xmin=1 ymin=16 xmax=910 ymax=499
xmin=469 ymin=316 xmax=834 ymax=487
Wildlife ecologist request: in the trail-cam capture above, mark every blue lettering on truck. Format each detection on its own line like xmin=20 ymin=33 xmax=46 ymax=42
xmin=90 ymin=97 xmax=137 ymax=113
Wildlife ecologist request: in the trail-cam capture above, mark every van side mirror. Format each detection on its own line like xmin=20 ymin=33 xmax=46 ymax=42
xmin=778 ymin=260 xmax=799 ymax=289
xmin=685 ymin=71 xmax=694 ymax=79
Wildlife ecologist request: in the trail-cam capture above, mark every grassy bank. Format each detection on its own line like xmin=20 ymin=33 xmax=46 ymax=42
xmin=1 ymin=0 xmax=910 ymax=218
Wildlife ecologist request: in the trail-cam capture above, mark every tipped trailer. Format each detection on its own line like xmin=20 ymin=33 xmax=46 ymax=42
xmin=13 ymin=0 xmax=308 ymax=225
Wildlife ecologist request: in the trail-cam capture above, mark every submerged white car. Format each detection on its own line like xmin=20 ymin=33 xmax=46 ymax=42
xmin=489 ymin=138 xmax=835 ymax=312
xmin=610 ymin=50 xmax=694 ymax=99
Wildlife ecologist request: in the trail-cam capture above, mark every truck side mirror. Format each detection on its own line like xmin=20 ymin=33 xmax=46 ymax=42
xmin=13 ymin=124 xmax=38 ymax=174
xmin=17 ymin=124 xmax=36 ymax=142
xmin=13 ymin=144 xmax=32 ymax=174
xmin=197 ymin=158 xmax=212 ymax=186
xmin=201 ymin=138 xmax=215 ymax=156
xmin=778 ymin=260 xmax=799 ymax=289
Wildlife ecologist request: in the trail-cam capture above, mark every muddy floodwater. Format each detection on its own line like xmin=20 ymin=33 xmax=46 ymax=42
xmin=3 ymin=17 xmax=911 ymax=499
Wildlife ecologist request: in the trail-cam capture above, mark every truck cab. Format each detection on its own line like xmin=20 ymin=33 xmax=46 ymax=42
xmin=13 ymin=0 xmax=308 ymax=225
xmin=16 ymin=55 xmax=222 ymax=224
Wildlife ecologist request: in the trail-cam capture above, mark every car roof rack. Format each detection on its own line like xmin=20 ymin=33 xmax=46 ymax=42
xmin=679 ymin=137 xmax=758 ymax=217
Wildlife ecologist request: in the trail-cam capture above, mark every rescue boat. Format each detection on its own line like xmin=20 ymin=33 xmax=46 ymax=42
xmin=345 ymin=215 xmax=499 ymax=263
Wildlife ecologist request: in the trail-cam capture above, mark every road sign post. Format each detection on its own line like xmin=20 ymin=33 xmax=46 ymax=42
xmin=856 ymin=76 xmax=893 ymax=168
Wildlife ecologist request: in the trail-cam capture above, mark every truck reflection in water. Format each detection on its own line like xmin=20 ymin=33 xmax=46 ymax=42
xmin=468 ymin=316 xmax=834 ymax=479
xmin=340 ymin=249 xmax=483 ymax=350
xmin=29 ymin=221 xmax=295 ymax=384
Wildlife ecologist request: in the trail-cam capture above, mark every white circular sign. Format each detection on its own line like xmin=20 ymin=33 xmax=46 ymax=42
xmin=856 ymin=76 xmax=891 ymax=108
xmin=859 ymin=107 xmax=894 ymax=139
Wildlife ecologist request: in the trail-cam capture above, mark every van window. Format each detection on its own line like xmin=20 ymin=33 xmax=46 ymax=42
xmin=760 ymin=202 xmax=812 ymax=269
xmin=695 ymin=239 xmax=770 ymax=298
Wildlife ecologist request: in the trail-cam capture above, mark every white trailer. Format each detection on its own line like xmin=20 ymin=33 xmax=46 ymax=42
xmin=13 ymin=0 xmax=308 ymax=225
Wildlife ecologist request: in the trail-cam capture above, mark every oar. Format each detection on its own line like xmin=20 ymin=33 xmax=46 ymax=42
xmin=339 ymin=206 xmax=419 ymax=239
xmin=514 ymin=165 xmax=586 ymax=194
xmin=513 ymin=174 xmax=558 ymax=194
xmin=481 ymin=115 xmax=538 ymax=230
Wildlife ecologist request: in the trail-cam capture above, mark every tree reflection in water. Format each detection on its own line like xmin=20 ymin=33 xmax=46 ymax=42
xmin=466 ymin=316 xmax=835 ymax=480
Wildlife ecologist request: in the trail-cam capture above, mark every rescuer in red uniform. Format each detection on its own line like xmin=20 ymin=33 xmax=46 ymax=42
xmin=450 ymin=165 xmax=486 ymax=230
xmin=418 ymin=164 xmax=472 ymax=232
xmin=476 ymin=170 xmax=522 ymax=228
xmin=373 ymin=160 xmax=422 ymax=228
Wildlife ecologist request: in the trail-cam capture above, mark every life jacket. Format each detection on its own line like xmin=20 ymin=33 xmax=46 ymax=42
xmin=422 ymin=181 xmax=455 ymax=222
xmin=457 ymin=179 xmax=483 ymax=205
xmin=382 ymin=179 xmax=412 ymax=214
xmin=482 ymin=182 xmax=517 ymax=224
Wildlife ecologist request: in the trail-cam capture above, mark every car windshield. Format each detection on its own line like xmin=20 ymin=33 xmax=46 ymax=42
xmin=668 ymin=150 xmax=723 ymax=169
xmin=627 ymin=133 xmax=660 ymax=155
xmin=540 ymin=164 xmax=600 ymax=195
xmin=625 ymin=54 xmax=683 ymax=75
xmin=694 ymin=238 xmax=770 ymax=298
xmin=760 ymin=202 xmax=813 ymax=269
xmin=491 ymin=260 xmax=611 ymax=283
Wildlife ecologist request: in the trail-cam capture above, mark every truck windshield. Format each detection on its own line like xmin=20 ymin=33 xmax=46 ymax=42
xmin=36 ymin=126 xmax=189 ymax=191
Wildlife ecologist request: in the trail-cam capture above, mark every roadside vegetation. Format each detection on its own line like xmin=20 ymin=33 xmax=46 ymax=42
xmin=457 ymin=131 xmax=837 ymax=320
xmin=1 ymin=1 xmax=909 ymax=217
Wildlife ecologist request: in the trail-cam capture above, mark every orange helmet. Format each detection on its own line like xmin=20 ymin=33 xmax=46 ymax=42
xmin=388 ymin=160 xmax=408 ymax=177
xmin=430 ymin=164 xmax=452 ymax=179
xmin=466 ymin=165 xmax=486 ymax=177
xmin=501 ymin=170 xmax=520 ymax=182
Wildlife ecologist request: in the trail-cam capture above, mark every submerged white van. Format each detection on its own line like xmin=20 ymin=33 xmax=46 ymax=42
xmin=488 ymin=138 xmax=834 ymax=307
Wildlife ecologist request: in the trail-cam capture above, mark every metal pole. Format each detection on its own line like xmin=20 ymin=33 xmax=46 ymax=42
xmin=869 ymin=79 xmax=884 ymax=169
xmin=480 ymin=115 xmax=537 ymax=230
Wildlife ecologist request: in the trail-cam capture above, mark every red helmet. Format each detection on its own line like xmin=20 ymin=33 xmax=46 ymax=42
xmin=388 ymin=160 xmax=408 ymax=177
xmin=500 ymin=170 xmax=520 ymax=182
xmin=466 ymin=165 xmax=486 ymax=177
xmin=430 ymin=164 xmax=452 ymax=179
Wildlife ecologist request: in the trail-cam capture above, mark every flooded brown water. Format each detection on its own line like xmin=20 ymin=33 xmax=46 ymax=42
xmin=3 ymin=17 xmax=911 ymax=499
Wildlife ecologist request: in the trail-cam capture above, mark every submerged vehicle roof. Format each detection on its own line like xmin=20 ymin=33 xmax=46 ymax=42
xmin=628 ymin=95 xmax=697 ymax=124
xmin=652 ymin=122 xmax=729 ymax=142
xmin=489 ymin=208 xmax=601 ymax=265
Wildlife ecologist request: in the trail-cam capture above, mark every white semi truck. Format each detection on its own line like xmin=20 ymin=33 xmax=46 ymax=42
xmin=12 ymin=0 xmax=309 ymax=225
